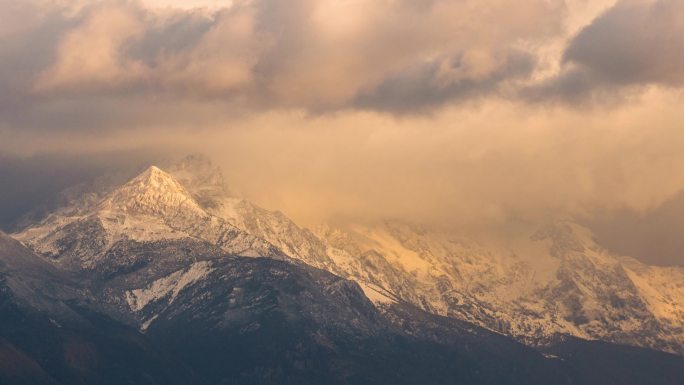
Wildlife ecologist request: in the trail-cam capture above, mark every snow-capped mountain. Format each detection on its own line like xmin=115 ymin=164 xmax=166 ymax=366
xmin=13 ymin=155 xmax=684 ymax=356
xmin=315 ymin=220 xmax=684 ymax=353
xmin=15 ymin=164 xmax=282 ymax=274
xmin=6 ymin=228 xmax=684 ymax=385
xmin=166 ymin=155 xmax=339 ymax=272
xmin=166 ymin=156 xmax=684 ymax=354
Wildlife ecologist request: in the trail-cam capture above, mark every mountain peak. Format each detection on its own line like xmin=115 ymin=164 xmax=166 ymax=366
xmin=136 ymin=164 xmax=172 ymax=181
xmin=128 ymin=165 xmax=186 ymax=191
xmin=147 ymin=165 xmax=162 ymax=173
xmin=101 ymin=165 xmax=206 ymax=217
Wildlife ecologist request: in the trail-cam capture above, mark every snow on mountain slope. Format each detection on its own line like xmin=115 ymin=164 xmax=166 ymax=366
xmin=125 ymin=261 xmax=215 ymax=313
xmin=12 ymin=155 xmax=684 ymax=355
xmin=166 ymin=157 xmax=684 ymax=353
xmin=14 ymin=165 xmax=281 ymax=272
xmin=516 ymin=223 xmax=681 ymax=350
xmin=166 ymin=155 xmax=338 ymax=271
xmin=158 ymin=159 xmax=684 ymax=353
xmin=102 ymin=165 xmax=206 ymax=219
xmin=624 ymin=260 xmax=684 ymax=324
xmin=315 ymin=220 xmax=684 ymax=353
xmin=314 ymin=221 xmax=539 ymax=324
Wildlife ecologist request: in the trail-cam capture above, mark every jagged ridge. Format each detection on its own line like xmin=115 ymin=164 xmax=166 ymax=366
xmin=12 ymin=156 xmax=684 ymax=355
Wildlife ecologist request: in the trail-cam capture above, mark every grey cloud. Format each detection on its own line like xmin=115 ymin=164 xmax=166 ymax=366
xmin=0 ymin=0 xmax=564 ymax=131
xmin=564 ymin=0 xmax=684 ymax=86
xmin=3 ymin=0 xmax=684 ymax=268
xmin=14 ymin=0 xmax=684 ymax=123
xmin=588 ymin=190 xmax=684 ymax=266
xmin=126 ymin=10 xmax=216 ymax=67
xmin=0 ymin=1 xmax=78 ymax=118
xmin=527 ymin=0 xmax=684 ymax=102
xmin=521 ymin=64 xmax=607 ymax=105
xmin=354 ymin=50 xmax=536 ymax=113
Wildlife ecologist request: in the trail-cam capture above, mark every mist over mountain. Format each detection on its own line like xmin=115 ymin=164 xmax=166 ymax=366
xmin=1 ymin=155 xmax=684 ymax=384
xmin=3 ymin=0 xmax=684 ymax=383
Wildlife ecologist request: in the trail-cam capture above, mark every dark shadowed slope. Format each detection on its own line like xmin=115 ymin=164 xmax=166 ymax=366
xmin=0 ymin=232 xmax=198 ymax=385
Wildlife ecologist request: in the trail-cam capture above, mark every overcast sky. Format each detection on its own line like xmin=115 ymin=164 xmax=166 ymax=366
xmin=1 ymin=0 xmax=684 ymax=265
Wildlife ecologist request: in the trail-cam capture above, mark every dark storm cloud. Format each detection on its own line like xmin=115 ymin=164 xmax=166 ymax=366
xmin=355 ymin=50 xmax=536 ymax=113
xmin=2 ymin=0 xmax=684 ymax=128
xmin=0 ymin=0 xmax=564 ymax=132
xmin=527 ymin=0 xmax=684 ymax=102
xmin=126 ymin=12 xmax=216 ymax=66
xmin=565 ymin=0 xmax=684 ymax=86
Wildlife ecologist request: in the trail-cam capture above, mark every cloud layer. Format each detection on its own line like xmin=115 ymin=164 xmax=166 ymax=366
xmin=2 ymin=0 xmax=684 ymax=264
xmin=2 ymin=0 xmax=683 ymax=128
xmin=529 ymin=0 xmax=684 ymax=102
xmin=1 ymin=0 xmax=565 ymax=128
